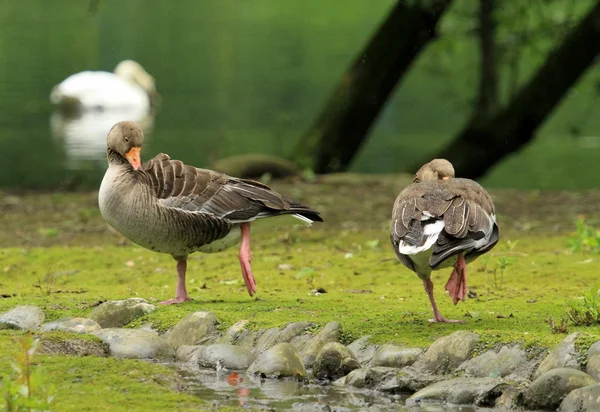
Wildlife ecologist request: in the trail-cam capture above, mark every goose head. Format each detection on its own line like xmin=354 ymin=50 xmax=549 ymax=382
xmin=107 ymin=121 xmax=144 ymax=170
xmin=413 ymin=159 xmax=455 ymax=183
xmin=114 ymin=60 xmax=162 ymax=107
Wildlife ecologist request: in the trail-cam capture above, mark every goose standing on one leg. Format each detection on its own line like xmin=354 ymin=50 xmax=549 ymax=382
xmin=99 ymin=121 xmax=322 ymax=304
xmin=390 ymin=159 xmax=499 ymax=323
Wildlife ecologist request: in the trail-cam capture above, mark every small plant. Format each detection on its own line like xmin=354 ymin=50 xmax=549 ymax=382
xmin=548 ymin=316 xmax=569 ymax=334
xmin=1 ymin=334 xmax=55 ymax=411
xmin=493 ymin=256 xmax=513 ymax=289
xmin=568 ymin=216 xmax=600 ymax=253
xmin=566 ymin=285 xmax=600 ymax=326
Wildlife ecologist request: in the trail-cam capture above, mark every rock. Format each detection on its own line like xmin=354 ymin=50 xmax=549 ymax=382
xmin=524 ymin=367 xmax=597 ymax=410
xmin=495 ymin=384 xmax=526 ymax=409
xmin=458 ymin=345 xmax=527 ymax=378
xmin=165 ymin=311 xmax=218 ymax=349
xmin=254 ymin=327 xmax=283 ymax=353
xmin=89 ymin=298 xmax=155 ymax=328
xmin=534 ymin=332 xmax=580 ymax=379
xmin=253 ymin=322 xmax=313 ymax=354
xmin=41 ymin=317 xmax=101 ymax=334
xmin=341 ymin=367 xmax=397 ymax=390
xmin=0 ymin=305 xmax=45 ymax=330
xmin=559 ymin=383 xmax=600 ymax=412
xmin=406 ymin=377 xmax=507 ymax=407
xmin=92 ymin=328 xmax=175 ymax=360
xmin=235 ymin=329 xmax=259 ymax=351
xmin=217 ymin=320 xmax=250 ymax=344
xmin=341 ymin=365 xmax=445 ymax=394
xmin=347 ymin=336 xmax=378 ymax=365
xmin=247 ymin=343 xmax=306 ymax=379
xmin=395 ymin=367 xmax=447 ymax=393
xmin=176 ymin=345 xmax=203 ymax=363
xmin=197 ymin=344 xmax=256 ymax=370
xmin=412 ymin=331 xmax=479 ymax=375
xmin=301 ymin=322 xmax=341 ymax=368
xmin=370 ymin=344 xmax=422 ymax=368
xmin=586 ymin=341 xmax=600 ymax=381
xmin=313 ymin=342 xmax=360 ymax=380
xmin=39 ymin=337 xmax=108 ymax=357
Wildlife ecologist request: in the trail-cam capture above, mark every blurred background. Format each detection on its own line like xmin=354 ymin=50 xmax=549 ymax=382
xmin=1 ymin=0 xmax=600 ymax=190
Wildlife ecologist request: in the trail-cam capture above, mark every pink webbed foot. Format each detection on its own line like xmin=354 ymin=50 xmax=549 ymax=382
xmin=159 ymin=296 xmax=191 ymax=305
xmin=161 ymin=257 xmax=192 ymax=305
xmin=423 ymin=278 xmax=464 ymax=323
xmin=445 ymin=253 xmax=468 ymax=305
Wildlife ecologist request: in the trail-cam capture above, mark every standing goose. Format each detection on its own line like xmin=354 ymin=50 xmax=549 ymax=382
xmin=390 ymin=159 xmax=499 ymax=323
xmin=99 ymin=121 xmax=323 ymax=304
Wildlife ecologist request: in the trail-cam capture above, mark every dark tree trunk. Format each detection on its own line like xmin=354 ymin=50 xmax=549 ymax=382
xmin=294 ymin=0 xmax=454 ymax=174
xmin=430 ymin=0 xmax=600 ymax=179
xmin=475 ymin=0 xmax=498 ymax=117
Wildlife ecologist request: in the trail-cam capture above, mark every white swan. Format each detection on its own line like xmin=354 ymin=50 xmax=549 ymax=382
xmin=50 ymin=60 xmax=160 ymax=112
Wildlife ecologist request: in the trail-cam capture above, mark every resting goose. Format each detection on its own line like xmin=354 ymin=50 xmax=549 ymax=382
xmin=99 ymin=121 xmax=323 ymax=304
xmin=50 ymin=60 xmax=160 ymax=112
xmin=390 ymin=159 xmax=499 ymax=323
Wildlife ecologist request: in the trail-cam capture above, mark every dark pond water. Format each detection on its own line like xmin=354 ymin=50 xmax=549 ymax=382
xmin=1 ymin=1 xmax=600 ymax=190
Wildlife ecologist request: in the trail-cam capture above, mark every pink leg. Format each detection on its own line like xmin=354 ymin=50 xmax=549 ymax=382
xmin=424 ymin=278 xmax=464 ymax=323
xmin=239 ymin=223 xmax=257 ymax=296
xmin=444 ymin=253 xmax=468 ymax=305
xmin=160 ymin=258 xmax=191 ymax=305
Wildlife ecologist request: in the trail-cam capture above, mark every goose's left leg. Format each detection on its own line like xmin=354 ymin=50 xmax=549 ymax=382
xmin=239 ymin=223 xmax=257 ymax=296
xmin=160 ymin=257 xmax=191 ymax=305
xmin=444 ymin=253 xmax=468 ymax=305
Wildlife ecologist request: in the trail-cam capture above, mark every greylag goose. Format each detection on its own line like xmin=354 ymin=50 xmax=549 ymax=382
xmin=99 ymin=121 xmax=322 ymax=304
xmin=390 ymin=159 xmax=499 ymax=323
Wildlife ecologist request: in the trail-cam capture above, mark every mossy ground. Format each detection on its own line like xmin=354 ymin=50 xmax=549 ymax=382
xmin=1 ymin=174 xmax=600 ymax=410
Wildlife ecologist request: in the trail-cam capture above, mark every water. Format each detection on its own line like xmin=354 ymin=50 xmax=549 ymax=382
xmin=175 ymin=364 xmax=478 ymax=411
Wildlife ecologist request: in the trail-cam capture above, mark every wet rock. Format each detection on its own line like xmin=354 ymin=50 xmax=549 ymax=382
xmin=41 ymin=317 xmax=101 ymax=334
xmin=534 ymin=332 xmax=580 ymax=379
xmin=197 ymin=344 xmax=256 ymax=370
xmin=92 ymin=328 xmax=175 ymax=360
xmin=406 ymin=377 xmax=507 ymax=407
xmin=412 ymin=331 xmax=479 ymax=375
xmin=459 ymin=345 xmax=527 ymax=378
xmin=165 ymin=311 xmax=218 ymax=349
xmin=370 ymin=344 xmax=422 ymax=368
xmin=39 ymin=337 xmax=108 ymax=357
xmin=524 ymin=367 xmax=596 ymax=410
xmin=395 ymin=367 xmax=447 ymax=393
xmin=0 ymin=305 xmax=45 ymax=330
xmin=495 ymin=384 xmax=526 ymax=409
xmin=341 ymin=366 xmax=397 ymax=390
xmin=559 ymin=383 xmax=600 ymax=412
xmin=347 ymin=336 xmax=378 ymax=365
xmin=301 ymin=322 xmax=341 ymax=368
xmin=217 ymin=320 xmax=250 ymax=344
xmin=89 ymin=298 xmax=155 ymax=328
xmin=586 ymin=341 xmax=600 ymax=381
xmin=176 ymin=345 xmax=203 ymax=363
xmin=254 ymin=327 xmax=282 ymax=353
xmin=313 ymin=342 xmax=360 ymax=380
xmin=247 ymin=342 xmax=306 ymax=379
xmin=253 ymin=322 xmax=313 ymax=354
xmin=235 ymin=329 xmax=259 ymax=351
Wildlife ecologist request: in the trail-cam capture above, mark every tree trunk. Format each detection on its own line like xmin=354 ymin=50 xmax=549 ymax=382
xmin=294 ymin=0 xmax=454 ymax=174
xmin=430 ymin=0 xmax=600 ymax=179
xmin=475 ymin=0 xmax=498 ymax=117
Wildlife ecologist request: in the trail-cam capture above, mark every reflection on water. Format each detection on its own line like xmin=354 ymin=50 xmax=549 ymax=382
xmin=49 ymin=107 xmax=154 ymax=169
xmin=175 ymin=364 xmax=477 ymax=411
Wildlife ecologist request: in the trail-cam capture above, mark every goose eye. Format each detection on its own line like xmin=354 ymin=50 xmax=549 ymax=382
xmin=124 ymin=137 xmax=130 ymax=143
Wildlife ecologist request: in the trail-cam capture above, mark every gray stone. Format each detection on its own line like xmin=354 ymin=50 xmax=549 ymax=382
xmin=347 ymin=336 xmax=378 ymax=365
xmin=301 ymin=322 xmax=341 ymax=368
xmin=197 ymin=344 xmax=256 ymax=370
xmin=254 ymin=327 xmax=282 ymax=353
xmin=406 ymin=377 xmax=507 ymax=407
xmin=235 ymin=329 xmax=259 ymax=351
xmin=525 ymin=367 xmax=597 ymax=410
xmin=165 ymin=311 xmax=218 ymax=349
xmin=313 ymin=342 xmax=360 ymax=380
xmin=38 ymin=337 xmax=108 ymax=357
xmin=458 ymin=345 xmax=527 ymax=378
xmin=40 ymin=317 xmax=101 ymax=334
xmin=586 ymin=341 xmax=600 ymax=381
xmin=395 ymin=367 xmax=447 ymax=393
xmin=559 ymin=383 xmax=600 ymax=412
xmin=92 ymin=328 xmax=175 ymax=360
xmin=370 ymin=344 xmax=422 ymax=368
xmin=217 ymin=320 xmax=250 ymax=344
xmin=588 ymin=341 xmax=600 ymax=357
xmin=412 ymin=331 xmax=480 ymax=375
xmin=534 ymin=332 xmax=580 ymax=379
xmin=247 ymin=342 xmax=306 ymax=379
xmin=341 ymin=367 xmax=397 ymax=390
xmin=176 ymin=345 xmax=203 ymax=363
xmin=495 ymin=384 xmax=526 ymax=409
xmin=253 ymin=322 xmax=313 ymax=354
xmin=0 ymin=305 xmax=45 ymax=330
xmin=89 ymin=298 xmax=155 ymax=328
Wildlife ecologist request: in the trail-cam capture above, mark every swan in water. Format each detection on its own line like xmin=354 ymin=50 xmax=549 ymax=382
xmin=50 ymin=60 xmax=161 ymax=112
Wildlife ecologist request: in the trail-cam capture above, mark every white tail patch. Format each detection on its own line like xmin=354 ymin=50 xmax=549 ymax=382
xmin=398 ymin=219 xmax=444 ymax=255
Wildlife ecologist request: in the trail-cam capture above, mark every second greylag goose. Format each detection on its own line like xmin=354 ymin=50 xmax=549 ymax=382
xmin=99 ymin=121 xmax=323 ymax=304
xmin=390 ymin=159 xmax=499 ymax=323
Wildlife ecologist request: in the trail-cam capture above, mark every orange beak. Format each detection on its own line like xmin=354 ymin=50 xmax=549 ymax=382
xmin=125 ymin=147 xmax=142 ymax=170
xmin=442 ymin=176 xmax=449 ymax=180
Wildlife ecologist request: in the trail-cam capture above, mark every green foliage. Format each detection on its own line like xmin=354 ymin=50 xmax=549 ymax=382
xmin=1 ymin=334 xmax=55 ymax=412
xmin=566 ymin=285 xmax=600 ymax=326
xmin=568 ymin=216 xmax=600 ymax=253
